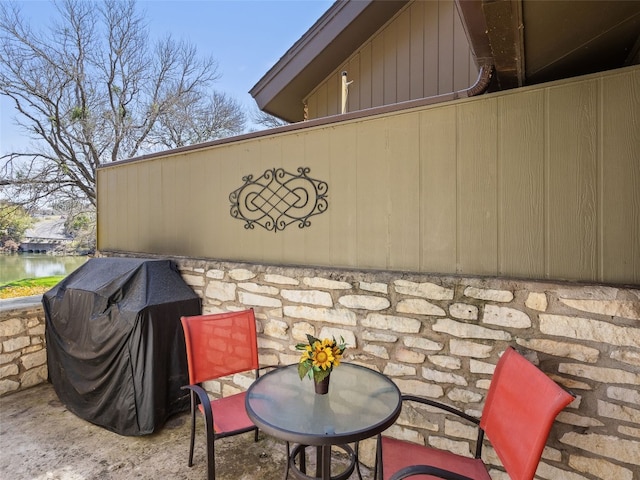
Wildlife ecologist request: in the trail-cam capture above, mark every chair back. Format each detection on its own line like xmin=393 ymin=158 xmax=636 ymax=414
xmin=480 ymin=347 xmax=574 ymax=480
xmin=181 ymin=309 xmax=259 ymax=385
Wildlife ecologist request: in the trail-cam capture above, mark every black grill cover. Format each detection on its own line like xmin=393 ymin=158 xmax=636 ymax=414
xmin=43 ymin=258 xmax=201 ymax=435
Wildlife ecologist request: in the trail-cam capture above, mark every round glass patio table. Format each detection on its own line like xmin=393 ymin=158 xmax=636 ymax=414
xmin=245 ymin=363 xmax=401 ymax=480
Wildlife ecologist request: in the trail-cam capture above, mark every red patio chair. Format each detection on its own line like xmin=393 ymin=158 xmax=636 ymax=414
xmin=381 ymin=347 xmax=574 ymax=480
xmin=180 ymin=309 xmax=262 ymax=480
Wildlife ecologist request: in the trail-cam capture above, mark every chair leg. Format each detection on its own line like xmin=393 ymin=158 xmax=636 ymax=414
xmin=354 ymin=441 xmax=363 ymax=480
xmin=375 ymin=434 xmax=382 ymax=480
xmin=283 ymin=442 xmax=290 ymax=480
xmin=188 ymin=395 xmax=197 ymax=467
xmin=205 ymin=430 xmax=216 ymax=480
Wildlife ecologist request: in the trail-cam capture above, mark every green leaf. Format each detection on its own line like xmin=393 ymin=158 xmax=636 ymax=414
xmin=298 ymin=361 xmax=311 ymax=380
xmin=313 ymin=368 xmax=331 ymax=382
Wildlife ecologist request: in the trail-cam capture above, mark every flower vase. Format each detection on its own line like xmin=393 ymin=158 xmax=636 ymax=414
xmin=314 ymin=373 xmax=330 ymax=395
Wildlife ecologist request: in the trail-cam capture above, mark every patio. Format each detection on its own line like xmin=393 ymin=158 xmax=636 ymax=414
xmin=0 ymin=383 xmax=374 ymax=480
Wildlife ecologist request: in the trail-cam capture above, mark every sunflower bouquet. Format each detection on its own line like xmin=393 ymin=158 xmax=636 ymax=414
xmin=296 ymin=334 xmax=347 ymax=383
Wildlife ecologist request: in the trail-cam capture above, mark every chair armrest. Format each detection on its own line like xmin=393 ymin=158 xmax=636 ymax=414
xmin=389 ymin=465 xmax=474 ymax=480
xmin=401 ymin=395 xmax=480 ymax=426
xmin=181 ymin=384 xmax=213 ymax=426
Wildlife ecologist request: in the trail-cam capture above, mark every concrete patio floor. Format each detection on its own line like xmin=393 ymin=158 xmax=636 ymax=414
xmin=0 ymin=383 xmax=374 ymax=480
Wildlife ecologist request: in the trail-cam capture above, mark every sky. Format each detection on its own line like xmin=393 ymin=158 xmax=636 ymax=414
xmin=0 ymin=0 xmax=334 ymax=156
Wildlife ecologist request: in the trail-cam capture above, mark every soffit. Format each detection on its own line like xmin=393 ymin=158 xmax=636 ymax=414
xmin=249 ymin=0 xmax=409 ymax=122
xmin=458 ymin=0 xmax=640 ymax=89
xmin=252 ymin=0 xmax=640 ymax=122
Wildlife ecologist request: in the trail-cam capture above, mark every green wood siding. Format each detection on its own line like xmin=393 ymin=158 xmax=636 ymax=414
xmin=97 ymin=66 xmax=640 ymax=285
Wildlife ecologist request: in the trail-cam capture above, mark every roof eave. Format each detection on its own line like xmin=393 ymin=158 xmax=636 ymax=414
xmin=249 ymin=0 xmax=409 ymax=123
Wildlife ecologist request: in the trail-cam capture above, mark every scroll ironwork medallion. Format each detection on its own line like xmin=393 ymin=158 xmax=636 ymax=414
xmin=229 ymin=167 xmax=328 ymax=232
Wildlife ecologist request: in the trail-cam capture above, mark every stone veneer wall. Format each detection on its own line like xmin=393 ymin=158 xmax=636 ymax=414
xmin=0 ymin=296 xmax=48 ymax=396
xmin=173 ymin=258 xmax=640 ymax=480
xmin=2 ymin=256 xmax=639 ymax=479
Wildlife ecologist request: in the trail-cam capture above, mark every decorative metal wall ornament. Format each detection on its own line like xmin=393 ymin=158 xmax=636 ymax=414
xmin=229 ymin=167 xmax=328 ymax=232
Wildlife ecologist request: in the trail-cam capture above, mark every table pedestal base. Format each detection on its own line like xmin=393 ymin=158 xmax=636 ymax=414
xmin=287 ymin=443 xmax=360 ymax=480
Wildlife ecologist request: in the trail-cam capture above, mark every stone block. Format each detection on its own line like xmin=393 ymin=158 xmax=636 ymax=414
xmin=540 ymin=314 xmax=640 ymax=348
xmin=403 ymin=336 xmax=443 ymax=351
xmin=338 ymin=294 xmax=390 ymax=311
xmin=0 ymin=318 xmax=24 ymax=337
xmin=421 ymin=367 xmax=467 ymax=386
xmin=446 ymin=388 xmax=482 ymax=403
xmin=359 ymin=281 xmax=388 ymax=294
xmin=228 ymin=269 xmax=255 ymax=281
xmin=449 ymin=303 xmax=478 ymax=320
xmin=303 ymin=277 xmax=351 ymax=290
xmin=281 ymin=289 xmax=332 ymax=306
xmin=238 ymin=282 xmax=280 ymax=295
xmin=394 ymin=379 xmax=444 ymax=398
xmin=428 ymin=436 xmax=471 ymax=456
xmin=449 ymin=339 xmax=493 ymax=358
xmin=560 ymin=432 xmax=640 ymax=465
xmin=0 ymin=379 xmax=20 ymax=396
xmin=556 ymin=411 xmax=604 ymax=428
xmin=463 ymin=287 xmax=513 ymax=302
xmin=525 ymin=292 xmax=548 ymax=311
xmin=20 ymin=365 xmax=47 ymax=388
xmin=433 ymin=319 xmax=511 ymax=340
xmin=3 ymin=336 xmax=30 ymax=353
xmin=21 ymin=349 xmax=46 ymax=370
xmin=444 ymin=418 xmax=477 ymax=441
xmin=397 ymin=299 xmax=446 ymax=316
xmin=607 ymin=386 xmax=640 ymax=406
xmin=393 ymin=280 xmax=454 ymax=300
xmin=264 ymin=274 xmax=299 ymax=285
xmin=0 ymin=363 xmax=19 ymax=379
xmin=597 ymin=400 xmax=640 ymax=424
xmin=516 ymin=338 xmax=599 ymax=363
xmin=383 ymin=362 xmax=416 ymax=376
xmin=205 ymin=269 xmax=225 ymax=279
xmin=284 ymin=306 xmax=357 ymax=325
xmin=238 ymin=291 xmax=282 ymax=308
xmin=361 ymin=313 xmax=420 ymax=333
xmin=428 ymin=355 xmax=461 ymax=370
xmin=559 ymin=298 xmax=640 ymax=320
xmin=559 ymin=363 xmax=640 ymax=385
xmin=205 ymin=280 xmax=236 ymax=301
xmin=569 ymin=455 xmax=633 ymax=480
xmin=482 ymin=305 xmax=531 ymax=328
xmin=318 ymin=327 xmax=355 ymax=349
xmin=363 ymin=344 xmax=389 ymax=359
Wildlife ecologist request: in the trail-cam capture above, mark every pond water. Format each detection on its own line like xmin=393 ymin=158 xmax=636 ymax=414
xmin=0 ymin=254 xmax=88 ymax=284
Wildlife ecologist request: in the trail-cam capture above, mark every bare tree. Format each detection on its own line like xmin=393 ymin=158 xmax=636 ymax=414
xmin=250 ymin=107 xmax=289 ymax=130
xmin=151 ymin=91 xmax=246 ymax=148
xmin=0 ymin=0 xmax=241 ymax=209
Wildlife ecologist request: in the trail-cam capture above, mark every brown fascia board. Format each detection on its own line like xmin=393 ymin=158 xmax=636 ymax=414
xmin=456 ymin=0 xmax=524 ymax=90
xmin=250 ymin=0 xmax=408 ymax=123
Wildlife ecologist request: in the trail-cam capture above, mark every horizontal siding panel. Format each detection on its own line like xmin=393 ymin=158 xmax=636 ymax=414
xmin=546 ymin=80 xmax=599 ymax=281
xmin=457 ymin=98 xmax=498 ymax=274
xmin=97 ymin=66 xmax=640 ymax=285
xmin=420 ymin=106 xmax=457 ymax=271
xmin=498 ymin=90 xmax=545 ymax=277
xmin=601 ymin=69 xmax=640 ymax=284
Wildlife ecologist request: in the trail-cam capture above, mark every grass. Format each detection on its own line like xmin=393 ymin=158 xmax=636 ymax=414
xmin=0 ymin=276 xmax=64 ymax=299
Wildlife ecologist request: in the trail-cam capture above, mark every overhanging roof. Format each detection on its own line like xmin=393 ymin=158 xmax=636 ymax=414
xmin=251 ymin=0 xmax=640 ymax=122
xmin=249 ymin=0 xmax=408 ymax=122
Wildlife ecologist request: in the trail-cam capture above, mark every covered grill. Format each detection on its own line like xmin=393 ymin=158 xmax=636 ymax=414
xmin=43 ymin=257 xmax=201 ymax=435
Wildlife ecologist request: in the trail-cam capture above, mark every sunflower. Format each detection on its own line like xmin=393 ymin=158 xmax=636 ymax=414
xmin=312 ymin=344 xmax=335 ymax=370
xmin=296 ymin=334 xmax=347 ymax=382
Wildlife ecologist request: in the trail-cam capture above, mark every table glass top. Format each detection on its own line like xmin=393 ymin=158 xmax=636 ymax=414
xmin=246 ymin=363 xmax=401 ymax=441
